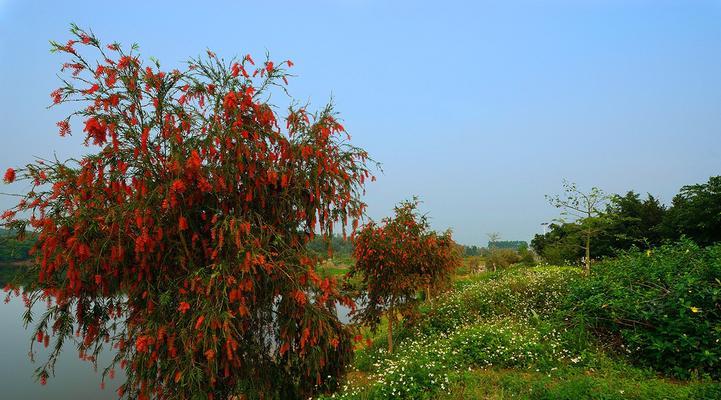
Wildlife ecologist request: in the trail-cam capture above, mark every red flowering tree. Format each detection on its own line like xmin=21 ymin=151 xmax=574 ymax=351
xmin=1 ymin=25 xmax=375 ymax=399
xmin=349 ymin=198 xmax=459 ymax=352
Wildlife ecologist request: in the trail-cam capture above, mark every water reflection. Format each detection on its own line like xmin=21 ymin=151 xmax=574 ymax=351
xmin=0 ymin=290 xmax=353 ymax=399
xmin=0 ymin=294 xmax=122 ymax=399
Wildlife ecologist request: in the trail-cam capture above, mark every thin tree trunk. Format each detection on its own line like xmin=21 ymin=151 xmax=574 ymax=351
xmin=387 ymin=304 xmax=394 ymax=353
xmin=425 ymin=285 xmax=431 ymax=302
xmin=584 ymin=233 xmax=591 ymax=275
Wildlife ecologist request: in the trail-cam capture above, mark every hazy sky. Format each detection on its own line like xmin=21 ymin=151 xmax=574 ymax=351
xmin=1 ymin=0 xmax=720 ymax=245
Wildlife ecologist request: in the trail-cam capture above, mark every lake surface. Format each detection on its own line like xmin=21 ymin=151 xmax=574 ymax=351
xmin=0 ymin=292 xmax=353 ymax=399
xmin=0 ymin=294 xmax=121 ymax=399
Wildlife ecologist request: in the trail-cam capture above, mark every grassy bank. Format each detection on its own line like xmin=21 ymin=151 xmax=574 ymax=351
xmin=320 ymin=266 xmax=720 ymax=399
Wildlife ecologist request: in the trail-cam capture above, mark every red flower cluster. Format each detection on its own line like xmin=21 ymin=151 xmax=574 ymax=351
xmin=3 ymin=168 xmax=15 ymax=183
xmin=83 ymin=117 xmax=107 ymax=145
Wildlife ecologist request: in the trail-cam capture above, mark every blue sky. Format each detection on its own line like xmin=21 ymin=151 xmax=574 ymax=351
xmin=1 ymin=0 xmax=720 ymax=245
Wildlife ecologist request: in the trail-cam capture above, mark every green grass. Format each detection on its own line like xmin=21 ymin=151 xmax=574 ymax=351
xmin=441 ymin=366 xmax=721 ymax=400
xmin=317 ymin=256 xmax=354 ymax=278
xmin=319 ymin=266 xmax=720 ymax=399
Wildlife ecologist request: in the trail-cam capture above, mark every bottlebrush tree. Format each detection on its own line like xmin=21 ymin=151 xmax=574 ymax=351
xmin=349 ymin=198 xmax=459 ymax=352
xmin=1 ymin=25 xmax=375 ymax=400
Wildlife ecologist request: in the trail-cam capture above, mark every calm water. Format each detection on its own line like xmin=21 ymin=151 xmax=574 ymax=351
xmin=0 ymin=294 xmax=121 ymax=399
xmin=0 ymin=294 xmax=353 ymax=399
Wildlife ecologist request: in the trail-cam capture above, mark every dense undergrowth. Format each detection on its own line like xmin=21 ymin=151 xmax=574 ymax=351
xmin=566 ymin=241 xmax=721 ymax=379
xmin=319 ymin=247 xmax=721 ymax=399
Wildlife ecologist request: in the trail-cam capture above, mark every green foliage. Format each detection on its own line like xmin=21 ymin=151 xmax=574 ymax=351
xmin=325 ymin=267 xmax=584 ymax=400
xmin=0 ymin=229 xmax=34 ymax=263
xmin=419 ymin=266 xmax=581 ymax=335
xmin=307 ymin=234 xmax=354 ymax=259
xmin=322 ymin=266 xmax=719 ymax=399
xmin=601 ymin=191 xmax=667 ymax=250
xmin=564 ymin=241 xmax=721 ymax=379
xmin=328 ymin=320 xmax=574 ymax=400
xmin=441 ymin=366 xmax=720 ymax=400
xmin=663 ymin=176 xmax=721 ymax=246
xmin=462 ymin=244 xmax=482 ymax=256
xmin=534 ymin=176 xmax=721 ymax=265
xmin=546 ymin=180 xmax=610 ymax=273
xmin=532 ymin=223 xmax=584 ymax=265
xmin=485 ymin=248 xmax=522 ymax=271
xmin=517 ymin=243 xmax=535 ymax=266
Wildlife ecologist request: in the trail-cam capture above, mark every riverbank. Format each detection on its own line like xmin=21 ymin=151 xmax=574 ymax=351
xmin=319 ymin=266 xmax=721 ymax=399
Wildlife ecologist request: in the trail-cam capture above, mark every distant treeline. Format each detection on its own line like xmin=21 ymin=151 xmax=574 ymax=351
xmin=306 ymin=234 xmax=354 ymax=258
xmin=306 ymin=235 xmax=532 ymax=260
xmin=461 ymin=242 xmax=528 ymax=257
xmin=0 ymin=229 xmax=34 ymax=263
xmin=533 ymin=175 xmax=721 ymax=265
xmin=488 ymin=240 xmax=528 ymax=250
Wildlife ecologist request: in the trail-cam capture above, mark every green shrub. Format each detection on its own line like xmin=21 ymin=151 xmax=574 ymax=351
xmin=421 ymin=266 xmax=581 ymax=335
xmin=486 ymin=248 xmax=522 ymax=271
xmin=565 ymin=241 xmax=721 ymax=379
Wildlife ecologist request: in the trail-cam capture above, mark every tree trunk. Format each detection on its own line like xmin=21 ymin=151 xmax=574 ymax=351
xmin=387 ymin=307 xmax=394 ymax=353
xmin=584 ymin=233 xmax=591 ymax=275
xmin=425 ymin=285 xmax=431 ymax=302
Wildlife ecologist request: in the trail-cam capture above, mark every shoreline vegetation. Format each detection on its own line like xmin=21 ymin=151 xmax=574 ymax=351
xmin=317 ymin=258 xmax=721 ymax=399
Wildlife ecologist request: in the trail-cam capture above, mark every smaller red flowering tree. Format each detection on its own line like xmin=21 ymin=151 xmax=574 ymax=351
xmin=349 ymin=198 xmax=459 ymax=352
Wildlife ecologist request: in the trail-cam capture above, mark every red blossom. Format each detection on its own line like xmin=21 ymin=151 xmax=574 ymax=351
xmin=83 ymin=84 xmax=100 ymax=94
xmin=117 ymin=56 xmax=134 ymax=69
xmin=3 ymin=168 xmax=16 ymax=183
xmin=83 ymin=117 xmax=107 ymax=145
xmin=105 ymin=70 xmax=117 ymax=87
xmin=56 ymin=120 xmax=70 ymax=137
xmin=178 ymin=216 xmax=188 ymax=231
xmin=50 ymin=88 xmax=63 ymax=104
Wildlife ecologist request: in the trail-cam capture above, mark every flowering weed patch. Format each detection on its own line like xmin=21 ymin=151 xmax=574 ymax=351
xmin=321 ymin=266 xmax=720 ymax=399
xmin=419 ymin=266 xmax=581 ymax=335
xmin=321 ymin=267 xmax=584 ymax=399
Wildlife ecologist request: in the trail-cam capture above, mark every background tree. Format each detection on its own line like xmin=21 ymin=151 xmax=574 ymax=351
xmin=662 ymin=176 xmax=721 ymax=246
xmin=486 ymin=232 xmax=501 ymax=272
xmin=1 ymin=26 xmax=375 ymax=400
xmin=486 ymin=232 xmax=501 ymax=248
xmin=517 ymin=242 xmax=535 ymax=266
xmin=596 ymin=191 xmax=667 ymax=253
xmin=546 ymin=180 xmax=609 ymax=274
xmin=533 ymin=178 xmax=721 ymax=265
xmin=531 ymin=222 xmax=584 ymax=265
xmin=349 ymin=199 xmax=459 ymax=353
